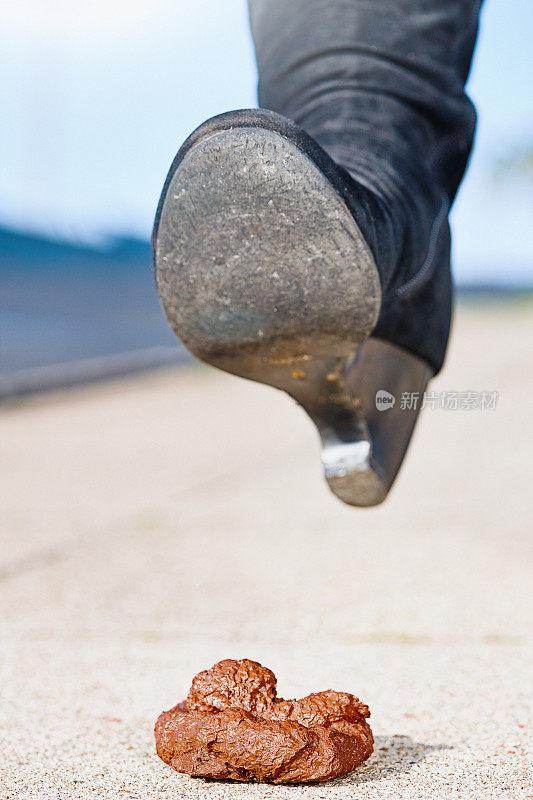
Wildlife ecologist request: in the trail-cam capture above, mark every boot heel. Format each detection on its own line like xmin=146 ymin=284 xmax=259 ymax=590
xmin=251 ymin=339 xmax=430 ymax=507
xmin=317 ymin=339 xmax=431 ymax=506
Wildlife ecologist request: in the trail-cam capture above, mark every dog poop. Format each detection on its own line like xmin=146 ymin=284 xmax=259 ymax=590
xmin=155 ymin=658 xmax=373 ymax=783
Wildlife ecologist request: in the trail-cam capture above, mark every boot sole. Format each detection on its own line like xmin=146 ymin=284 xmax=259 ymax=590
xmin=154 ymin=113 xmax=428 ymax=506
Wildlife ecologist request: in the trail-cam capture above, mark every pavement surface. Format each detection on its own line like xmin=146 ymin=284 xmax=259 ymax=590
xmin=1 ymin=302 xmax=532 ymax=799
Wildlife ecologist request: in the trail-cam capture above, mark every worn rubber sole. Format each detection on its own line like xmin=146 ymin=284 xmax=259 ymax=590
xmin=155 ymin=122 xmax=380 ymax=363
xmin=153 ymin=111 xmax=428 ymax=506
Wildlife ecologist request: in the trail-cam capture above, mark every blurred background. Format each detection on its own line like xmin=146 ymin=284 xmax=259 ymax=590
xmin=1 ymin=0 xmax=532 ymax=396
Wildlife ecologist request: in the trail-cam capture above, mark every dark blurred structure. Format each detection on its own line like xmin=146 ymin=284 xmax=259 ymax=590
xmin=0 ymin=227 xmax=188 ymax=398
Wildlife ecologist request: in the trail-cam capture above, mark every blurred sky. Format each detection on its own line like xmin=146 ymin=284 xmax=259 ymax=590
xmin=1 ymin=0 xmax=532 ymax=284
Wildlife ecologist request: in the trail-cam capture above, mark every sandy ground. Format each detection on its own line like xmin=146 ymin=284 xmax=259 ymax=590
xmin=1 ymin=302 xmax=532 ymax=799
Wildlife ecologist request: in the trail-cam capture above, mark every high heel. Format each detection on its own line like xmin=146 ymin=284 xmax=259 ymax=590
xmin=153 ymin=110 xmax=431 ymax=506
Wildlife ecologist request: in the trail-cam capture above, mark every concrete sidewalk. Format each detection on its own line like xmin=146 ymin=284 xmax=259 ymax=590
xmin=1 ymin=303 xmax=532 ymax=799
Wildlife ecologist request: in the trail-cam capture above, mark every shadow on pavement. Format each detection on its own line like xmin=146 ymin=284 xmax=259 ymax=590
xmin=329 ymin=734 xmax=452 ymax=785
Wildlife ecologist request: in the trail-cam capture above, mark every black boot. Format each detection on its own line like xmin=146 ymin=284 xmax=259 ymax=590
xmin=152 ymin=0 xmax=482 ymax=506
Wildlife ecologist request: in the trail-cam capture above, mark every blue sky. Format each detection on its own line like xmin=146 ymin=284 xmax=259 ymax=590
xmin=1 ymin=0 xmax=532 ymax=284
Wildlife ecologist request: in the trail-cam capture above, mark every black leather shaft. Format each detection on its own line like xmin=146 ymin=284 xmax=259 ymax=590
xmin=248 ymin=0 xmax=483 ymax=372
